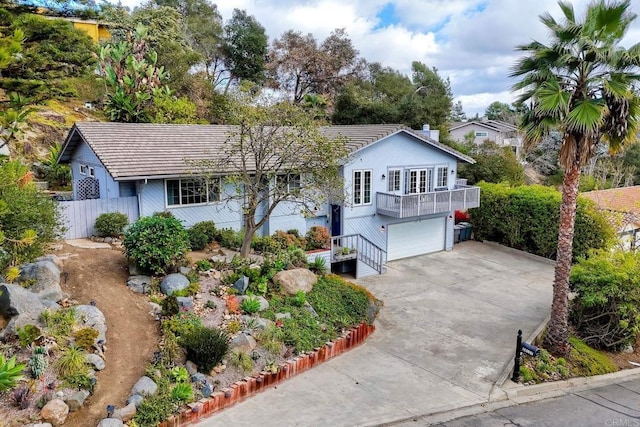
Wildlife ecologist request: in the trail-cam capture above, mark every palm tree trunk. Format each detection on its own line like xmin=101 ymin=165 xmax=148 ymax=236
xmin=544 ymin=162 xmax=581 ymax=356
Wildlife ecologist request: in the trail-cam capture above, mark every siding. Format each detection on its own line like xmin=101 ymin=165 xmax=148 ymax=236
xmin=58 ymin=196 xmax=139 ymax=239
xmin=70 ymin=142 xmax=119 ymax=199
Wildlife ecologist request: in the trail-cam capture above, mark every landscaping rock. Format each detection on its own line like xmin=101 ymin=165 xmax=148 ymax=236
xmin=148 ymin=302 xmax=162 ymax=316
xmin=191 ymin=372 xmax=207 ymax=384
xmin=75 ymin=305 xmax=107 ymax=345
xmin=303 ymin=301 xmax=318 ymax=317
xmin=35 ymin=254 xmax=64 ymax=271
xmin=232 ymin=276 xmax=249 ymax=294
xmin=248 ymin=264 xmax=261 ymax=271
xmin=176 ymin=296 xmax=193 ymax=311
xmin=40 ymin=399 xmax=69 ymax=426
xmin=201 ymin=380 xmax=214 ymax=398
xmin=179 ymin=266 xmax=192 ymax=275
xmin=111 ymin=402 xmax=136 ymax=422
xmin=126 ymin=394 xmax=144 ymax=408
xmin=16 ymin=260 xmax=63 ymax=302
xmin=275 ymin=312 xmax=291 ymax=320
xmin=41 ymin=300 xmax=62 ymax=311
xmin=65 ymin=390 xmax=90 ymax=412
xmin=85 ymin=353 xmax=106 ymax=370
xmin=128 ymin=264 xmax=141 ymax=276
xmin=97 ymin=419 xmax=124 ymax=427
xmin=230 ymin=333 xmax=257 ymax=353
xmin=0 ymin=283 xmax=48 ymax=337
xmin=131 ymin=376 xmax=157 ymax=396
xmin=256 ymin=296 xmax=269 ymax=311
xmin=127 ymin=276 xmax=151 ymax=294
xmin=240 ymin=315 xmax=272 ymax=330
xmin=160 ymin=273 xmax=190 ymax=295
xmin=185 ymin=360 xmax=198 ymax=376
xmin=273 ymin=268 xmax=317 ymax=295
xmin=32 ymin=423 xmax=53 ymax=427
xmin=367 ymin=298 xmax=382 ymax=324
xmin=212 ymin=270 xmax=221 ymax=280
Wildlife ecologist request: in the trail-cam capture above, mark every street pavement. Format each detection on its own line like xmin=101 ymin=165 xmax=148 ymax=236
xmin=196 ymin=241 xmax=554 ymax=426
xmin=429 ymin=378 xmax=640 ymax=427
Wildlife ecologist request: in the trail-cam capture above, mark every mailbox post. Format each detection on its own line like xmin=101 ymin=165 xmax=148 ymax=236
xmin=511 ymin=330 xmax=541 ymax=383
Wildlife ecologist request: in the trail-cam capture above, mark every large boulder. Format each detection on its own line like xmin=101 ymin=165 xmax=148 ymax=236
xmin=272 ymin=269 xmax=317 ymax=295
xmin=176 ymin=296 xmax=193 ymax=312
xmin=131 ymin=376 xmax=157 ymax=397
xmin=160 ymin=274 xmax=189 ymax=296
xmin=127 ymin=276 xmax=151 ymax=294
xmin=0 ymin=284 xmax=48 ymax=337
xmin=126 ymin=394 xmax=144 ymax=408
xmin=65 ymin=390 xmax=90 ymax=412
xmin=111 ymin=402 xmax=136 ymax=422
xmin=75 ymin=305 xmax=107 ymax=345
xmin=97 ymin=419 xmax=124 ymax=427
xmin=40 ymin=399 xmax=69 ymax=426
xmin=35 ymin=254 xmax=64 ymax=271
xmin=230 ymin=333 xmax=257 ymax=353
xmin=16 ymin=260 xmax=63 ymax=302
xmin=85 ymin=353 xmax=105 ymax=370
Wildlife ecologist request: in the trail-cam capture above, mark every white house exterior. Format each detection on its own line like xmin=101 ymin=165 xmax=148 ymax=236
xmin=449 ymin=120 xmax=523 ymax=158
xmin=59 ymin=123 xmax=480 ymax=276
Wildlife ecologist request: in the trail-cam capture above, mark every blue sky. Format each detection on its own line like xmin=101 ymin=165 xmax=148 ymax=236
xmin=118 ymin=0 xmax=640 ymax=117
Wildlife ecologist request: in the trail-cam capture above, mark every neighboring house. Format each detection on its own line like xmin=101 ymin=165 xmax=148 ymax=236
xmin=449 ymin=119 xmax=523 ymax=158
xmin=60 ymin=17 xmax=111 ymax=43
xmin=582 ymin=186 xmax=640 ymax=250
xmin=58 ymin=122 xmax=480 ymax=276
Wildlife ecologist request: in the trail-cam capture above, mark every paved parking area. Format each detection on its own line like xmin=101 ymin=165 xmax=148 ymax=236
xmin=198 ymin=241 xmax=554 ymax=427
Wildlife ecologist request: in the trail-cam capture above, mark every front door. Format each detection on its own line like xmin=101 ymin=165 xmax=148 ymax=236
xmin=331 ymin=205 xmax=341 ymax=236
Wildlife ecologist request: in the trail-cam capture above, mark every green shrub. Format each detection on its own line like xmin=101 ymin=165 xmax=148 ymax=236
xmin=272 ymin=230 xmax=305 ymax=251
xmin=229 ymin=351 xmax=253 ymax=373
xmin=308 ymin=256 xmax=326 ymax=274
xmin=217 ymin=228 xmax=243 ymax=249
xmin=94 ymin=212 xmax=129 ymax=237
xmin=251 ymin=235 xmax=280 ymax=253
xmin=40 ymin=308 xmax=76 ymax=339
xmin=570 ymin=250 xmax=640 ymax=350
xmin=225 ymin=319 xmax=242 ymax=334
xmin=73 ymin=327 xmax=99 ymax=350
xmin=195 ymin=259 xmax=212 ymax=271
xmin=0 ymin=160 xmax=61 ymax=272
xmin=123 ymin=213 xmax=190 ymax=275
xmin=179 ymin=326 xmax=230 ymax=373
xmin=188 ymin=221 xmax=217 ymax=250
xmin=458 ymin=141 xmax=525 ymax=185
xmin=0 ymin=355 xmax=26 ymax=391
xmin=305 ymin=226 xmax=330 ymax=250
xmin=257 ymin=325 xmax=284 ymax=355
xmin=171 ymin=383 xmax=194 ymax=402
xmin=306 ymin=274 xmax=371 ymax=329
xmin=470 ymin=183 xmax=614 ymax=260
xmin=292 ymin=290 xmax=306 ymax=307
xmin=170 ymin=366 xmax=189 ymax=383
xmin=240 ymin=295 xmax=261 ymax=314
xmin=54 ymin=345 xmax=88 ymax=379
xmin=134 ymin=392 xmax=179 ymax=427
xmin=162 ymin=312 xmax=203 ymax=337
xmin=173 ymin=281 xmax=200 ymax=297
xmin=17 ymin=324 xmax=41 ymax=347
xmin=161 ymin=295 xmax=180 ymax=317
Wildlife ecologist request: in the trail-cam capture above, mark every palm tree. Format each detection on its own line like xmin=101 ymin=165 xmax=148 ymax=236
xmin=511 ymin=0 xmax=640 ymax=356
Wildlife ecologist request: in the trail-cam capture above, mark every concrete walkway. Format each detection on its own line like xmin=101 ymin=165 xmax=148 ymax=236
xmin=197 ymin=241 xmax=554 ymax=427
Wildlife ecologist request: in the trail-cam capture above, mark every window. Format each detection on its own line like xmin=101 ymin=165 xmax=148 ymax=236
xmin=387 ymin=169 xmax=401 ymax=192
xmin=88 ymin=167 xmax=95 ymax=178
xmin=475 ymin=131 xmax=488 ymax=138
xmin=276 ymin=174 xmax=301 ymax=192
xmin=436 ymin=166 xmax=448 ymax=189
xmin=353 ymin=170 xmax=372 ymax=205
xmin=407 ymin=169 xmax=432 ymax=194
xmin=166 ymin=178 xmax=220 ymax=207
xmin=79 ymin=164 xmax=87 ymax=175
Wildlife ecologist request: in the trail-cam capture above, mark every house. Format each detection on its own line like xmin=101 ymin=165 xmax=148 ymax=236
xmin=58 ymin=122 xmax=480 ymax=276
xmin=449 ymin=119 xmax=523 ymax=158
xmin=582 ymin=186 xmax=640 ymax=250
xmin=45 ymin=17 xmax=111 ymax=43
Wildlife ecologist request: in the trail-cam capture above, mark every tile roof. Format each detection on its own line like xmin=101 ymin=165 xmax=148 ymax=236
xmin=59 ymin=122 xmax=474 ymax=180
xmin=582 ymin=186 xmax=640 ymax=214
xmin=449 ymin=120 xmax=519 ymax=133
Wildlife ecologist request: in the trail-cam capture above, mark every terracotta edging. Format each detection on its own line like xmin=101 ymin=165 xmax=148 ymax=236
xmin=159 ymin=322 xmax=376 ymax=427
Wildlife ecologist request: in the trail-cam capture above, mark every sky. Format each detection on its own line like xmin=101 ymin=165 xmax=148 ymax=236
xmin=118 ymin=0 xmax=640 ymax=117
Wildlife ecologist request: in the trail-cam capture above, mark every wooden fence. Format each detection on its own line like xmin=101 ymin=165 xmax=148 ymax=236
xmin=57 ymin=196 xmax=139 ymax=239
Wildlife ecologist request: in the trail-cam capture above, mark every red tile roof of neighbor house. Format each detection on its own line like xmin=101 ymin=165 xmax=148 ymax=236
xmin=582 ymin=186 xmax=640 ymax=214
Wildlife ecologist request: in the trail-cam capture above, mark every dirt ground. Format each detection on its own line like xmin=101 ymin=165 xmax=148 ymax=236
xmin=56 ymin=243 xmax=160 ymax=427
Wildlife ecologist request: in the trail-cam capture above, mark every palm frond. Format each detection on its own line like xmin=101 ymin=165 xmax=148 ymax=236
xmin=566 ymin=100 xmax=605 ymax=133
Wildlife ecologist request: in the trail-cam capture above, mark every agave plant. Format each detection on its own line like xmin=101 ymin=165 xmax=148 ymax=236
xmin=0 ymin=354 xmax=26 ymax=391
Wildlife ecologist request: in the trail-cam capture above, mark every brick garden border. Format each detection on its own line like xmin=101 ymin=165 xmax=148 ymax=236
xmin=159 ymin=322 xmax=376 ymax=426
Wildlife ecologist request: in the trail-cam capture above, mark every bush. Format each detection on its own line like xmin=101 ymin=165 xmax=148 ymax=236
xmin=188 ymin=221 xmax=217 ymax=250
xmin=17 ymin=324 xmax=41 ymax=347
xmin=123 ymin=213 xmax=190 ymax=275
xmin=0 ymin=160 xmax=61 ymax=272
xmin=162 ymin=312 xmax=203 ymax=337
xmin=305 ymin=226 xmax=330 ymax=250
xmin=458 ymin=141 xmax=525 ymax=185
xmin=570 ymin=249 xmax=640 ymax=350
xmin=308 ymin=256 xmax=326 ymax=274
xmin=217 ymin=228 xmax=243 ymax=249
xmin=229 ymin=351 xmax=253 ymax=373
xmin=55 ymin=345 xmax=88 ymax=379
xmin=272 ymin=230 xmax=305 ymax=251
xmin=94 ymin=212 xmax=129 ymax=237
xmin=195 ymin=259 xmax=212 ymax=271
xmin=161 ymin=295 xmax=180 ymax=317
xmin=73 ymin=327 xmax=99 ymax=350
xmin=568 ymin=336 xmax=618 ymax=375
xmin=171 ymin=383 xmax=194 ymax=402
xmin=179 ymin=326 xmax=230 ymax=373
xmin=470 ymin=183 xmax=614 ymax=260
xmin=240 ymin=295 xmax=261 ymax=314
xmin=251 ymin=235 xmax=279 ymax=253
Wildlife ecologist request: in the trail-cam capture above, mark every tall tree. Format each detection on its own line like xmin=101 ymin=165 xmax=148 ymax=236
xmin=511 ymin=0 xmax=640 ymax=356
xmin=191 ymin=96 xmax=347 ymax=257
xmin=484 ymin=101 xmax=515 ymax=122
xmin=267 ymin=28 xmax=360 ymax=104
xmin=450 ymin=100 xmax=466 ymax=122
xmin=223 ymin=9 xmax=268 ymax=88
xmin=404 ymin=61 xmax=453 ymax=129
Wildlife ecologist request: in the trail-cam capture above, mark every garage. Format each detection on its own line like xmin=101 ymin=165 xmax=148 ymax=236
xmin=387 ymin=217 xmax=446 ymax=261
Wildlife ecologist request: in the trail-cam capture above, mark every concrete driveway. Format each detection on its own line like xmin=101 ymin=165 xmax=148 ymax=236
xmin=197 ymin=241 xmax=554 ymax=427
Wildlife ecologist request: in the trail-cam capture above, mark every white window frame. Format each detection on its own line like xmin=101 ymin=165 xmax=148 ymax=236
xmin=435 ymin=165 xmax=448 ymax=189
xmin=475 ymin=131 xmax=488 ymax=138
xmin=276 ymin=173 xmax=301 ymax=192
xmin=387 ymin=169 xmax=401 ymax=192
xmin=88 ymin=166 xmax=95 ymax=178
xmin=165 ymin=177 xmax=221 ymax=207
xmin=79 ymin=164 xmax=87 ymax=175
xmin=352 ymin=169 xmax=372 ymax=206
xmin=407 ymin=168 xmax=433 ymax=194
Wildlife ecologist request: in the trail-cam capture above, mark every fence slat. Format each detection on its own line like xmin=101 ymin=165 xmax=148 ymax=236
xmin=58 ymin=196 xmax=139 ymax=239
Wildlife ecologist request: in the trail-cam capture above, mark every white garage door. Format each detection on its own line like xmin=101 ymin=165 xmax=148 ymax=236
xmin=387 ymin=217 xmax=446 ymax=261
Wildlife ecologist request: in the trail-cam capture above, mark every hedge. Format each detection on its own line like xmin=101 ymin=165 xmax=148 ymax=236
xmin=470 ymin=182 xmax=614 ymax=260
